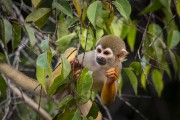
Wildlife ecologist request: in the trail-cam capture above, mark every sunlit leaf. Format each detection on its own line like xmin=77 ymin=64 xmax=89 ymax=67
xmin=40 ymin=39 xmax=49 ymax=51
xmin=57 ymin=17 xmax=69 ymax=39
xmin=87 ymin=1 xmax=102 ymax=27
xmin=52 ymin=1 xmax=72 ymax=17
xmin=58 ymin=95 xmax=74 ymax=109
xmin=80 ymin=28 xmax=94 ymax=51
xmin=118 ymin=75 xmax=123 ymax=95
xmin=123 ymin=68 xmax=138 ymax=94
xmin=152 ymin=69 xmax=164 ymax=96
xmin=148 ymin=23 xmax=163 ymax=62
xmin=0 ymin=19 xmax=13 ymax=44
xmin=167 ymin=30 xmax=180 ymax=49
xmin=25 ymin=8 xmax=51 ymax=28
xmin=67 ymin=109 xmax=81 ymax=120
xmin=96 ymin=28 xmax=104 ymax=42
xmin=48 ymin=55 xmax=71 ymax=95
xmin=56 ymin=33 xmax=76 ymax=52
xmin=12 ymin=23 xmax=21 ymax=50
xmin=32 ymin=0 xmax=44 ymax=8
xmin=0 ymin=75 xmax=7 ymax=98
xmin=77 ymin=68 xmax=93 ymax=96
xmin=24 ymin=24 xmax=36 ymax=46
xmin=113 ymin=0 xmax=131 ymax=20
xmin=130 ymin=62 xmax=142 ymax=76
xmin=140 ymin=65 xmax=151 ymax=90
xmin=102 ymin=1 xmax=115 ymax=27
xmin=177 ymin=0 xmax=180 ymax=16
xmin=110 ymin=17 xmax=128 ymax=39
xmin=36 ymin=51 xmax=52 ymax=92
xmin=127 ymin=22 xmax=137 ymax=52
xmin=140 ymin=0 xmax=162 ymax=14
xmin=73 ymin=0 xmax=87 ymax=22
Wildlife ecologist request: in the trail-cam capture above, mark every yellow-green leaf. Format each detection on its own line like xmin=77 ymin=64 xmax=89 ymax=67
xmin=87 ymin=1 xmax=102 ymax=27
xmin=25 ymin=8 xmax=51 ymax=28
xmin=167 ymin=30 xmax=180 ymax=49
xmin=32 ymin=0 xmax=44 ymax=8
xmin=123 ymin=68 xmax=138 ymax=94
xmin=177 ymin=0 xmax=180 ymax=16
xmin=152 ymin=69 xmax=164 ymax=96
xmin=0 ymin=19 xmax=13 ymax=44
xmin=52 ymin=1 xmax=72 ymax=17
xmin=24 ymin=24 xmax=36 ymax=46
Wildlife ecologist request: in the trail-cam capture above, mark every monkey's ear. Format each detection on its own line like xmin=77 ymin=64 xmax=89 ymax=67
xmin=116 ymin=49 xmax=128 ymax=62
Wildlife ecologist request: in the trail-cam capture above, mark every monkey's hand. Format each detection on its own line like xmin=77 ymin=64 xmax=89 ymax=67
xmin=70 ymin=60 xmax=83 ymax=79
xmin=101 ymin=68 xmax=119 ymax=105
xmin=105 ymin=68 xmax=119 ymax=84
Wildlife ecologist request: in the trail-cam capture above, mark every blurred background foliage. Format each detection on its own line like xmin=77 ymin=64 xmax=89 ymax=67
xmin=0 ymin=0 xmax=180 ymax=120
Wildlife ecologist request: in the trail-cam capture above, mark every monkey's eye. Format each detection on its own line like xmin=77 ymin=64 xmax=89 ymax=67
xmin=104 ymin=51 xmax=110 ymax=55
xmin=97 ymin=48 xmax=101 ymax=53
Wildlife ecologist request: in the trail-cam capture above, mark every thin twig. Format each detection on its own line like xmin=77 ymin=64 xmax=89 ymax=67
xmin=96 ymin=95 xmax=112 ymax=120
xmin=118 ymin=96 xmax=148 ymax=120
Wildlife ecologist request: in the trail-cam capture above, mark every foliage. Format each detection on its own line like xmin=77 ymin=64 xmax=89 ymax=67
xmin=0 ymin=0 xmax=180 ymax=119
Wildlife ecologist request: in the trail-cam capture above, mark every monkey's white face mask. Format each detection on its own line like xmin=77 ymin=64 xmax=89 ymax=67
xmin=95 ymin=45 xmax=115 ymax=66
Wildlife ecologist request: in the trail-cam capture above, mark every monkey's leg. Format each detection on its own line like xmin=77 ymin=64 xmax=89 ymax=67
xmin=101 ymin=68 xmax=119 ymax=105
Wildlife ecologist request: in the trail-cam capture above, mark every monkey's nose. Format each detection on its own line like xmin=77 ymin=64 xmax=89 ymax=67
xmin=96 ymin=57 xmax=106 ymax=65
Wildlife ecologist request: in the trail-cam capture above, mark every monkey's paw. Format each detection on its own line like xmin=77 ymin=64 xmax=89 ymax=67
xmin=106 ymin=68 xmax=119 ymax=84
xmin=70 ymin=60 xmax=83 ymax=79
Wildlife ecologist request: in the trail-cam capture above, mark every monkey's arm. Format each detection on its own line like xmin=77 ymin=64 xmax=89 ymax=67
xmin=101 ymin=67 xmax=119 ymax=105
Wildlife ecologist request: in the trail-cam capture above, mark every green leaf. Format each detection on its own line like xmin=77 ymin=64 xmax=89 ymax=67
xmin=148 ymin=23 xmax=164 ymax=62
xmin=65 ymin=17 xmax=79 ymax=27
xmin=152 ymin=69 xmax=164 ymax=96
xmin=24 ymin=24 xmax=36 ymax=46
xmin=168 ymin=49 xmax=178 ymax=75
xmin=40 ymin=39 xmax=49 ymax=51
xmin=1 ymin=0 xmax=13 ymax=15
xmin=52 ymin=1 xmax=73 ymax=17
xmin=123 ymin=68 xmax=138 ymax=94
xmin=127 ymin=22 xmax=137 ymax=52
xmin=57 ymin=16 xmax=69 ymax=39
xmin=0 ymin=19 xmax=13 ymax=44
xmin=177 ymin=0 xmax=180 ymax=16
xmin=78 ymin=91 xmax=91 ymax=104
xmin=36 ymin=52 xmax=52 ymax=92
xmin=77 ymin=68 xmax=93 ymax=96
xmin=110 ymin=17 xmax=128 ymax=39
xmin=87 ymin=102 xmax=99 ymax=119
xmin=32 ymin=0 xmax=44 ymax=8
xmin=113 ymin=0 xmax=131 ymax=20
xmin=87 ymin=1 xmax=102 ymax=27
xmin=167 ymin=30 xmax=180 ymax=49
xmin=0 ymin=75 xmax=7 ymax=98
xmin=140 ymin=65 xmax=151 ymax=90
xmin=140 ymin=0 xmax=162 ymax=14
xmin=48 ymin=55 xmax=71 ymax=95
xmin=80 ymin=28 xmax=94 ymax=51
xmin=118 ymin=75 xmax=123 ymax=95
xmin=130 ymin=62 xmax=142 ymax=76
xmin=0 ymin=52 xmax=7 ymax=62
xmin=56 ymin=33 xmax=76 ymax=52
xmin=58 ymin=95 xmax=74 ymax=109
xmin=12 ymin=23 xmax=21 ymax=50
xmin=25 ymin=8 xmax=51 ymax=28
xmin=96 ymin=28 xmax=104 ymax=42
xmin=67 ymin=109 xmax=81 ymax=120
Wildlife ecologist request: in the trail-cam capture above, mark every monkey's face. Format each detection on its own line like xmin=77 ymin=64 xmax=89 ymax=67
xmin=95 ymin=45 xmax=115 ymax=66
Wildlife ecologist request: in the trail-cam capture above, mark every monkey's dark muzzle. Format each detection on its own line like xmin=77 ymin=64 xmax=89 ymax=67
xmin=96 ymin=57 xmax=106 ymax=65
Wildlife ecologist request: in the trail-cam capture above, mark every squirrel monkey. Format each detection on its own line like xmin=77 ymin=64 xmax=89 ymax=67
xmin=74 ymin=35 xmax=128 ymax=105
